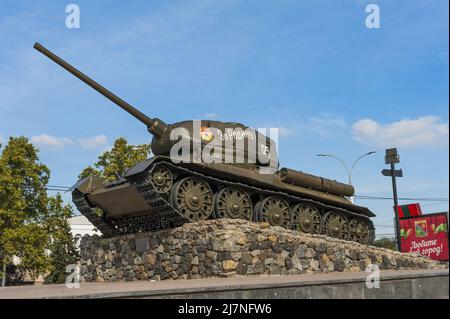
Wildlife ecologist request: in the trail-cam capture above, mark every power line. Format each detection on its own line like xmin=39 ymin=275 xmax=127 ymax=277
xmin=355 ymin=195 xmax=448 ymax=202
xmin=374 ymin=224 xmax=395 ymax=228
xmin=1 ymin=182 xmax=72 ymax=190
xmin=0 ymin=182 xmax=73 ymax=192
xmin=47 ymin=185 xmax=72 ymax=189
xmin=422 ymin=202 xmax=450 ymax=208
xmin=46 ymin=188 xmax=71 ymax=192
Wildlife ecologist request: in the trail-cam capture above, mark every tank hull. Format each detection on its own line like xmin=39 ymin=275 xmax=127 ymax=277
xmin=73 ymin=156 xmax=375 ymax=244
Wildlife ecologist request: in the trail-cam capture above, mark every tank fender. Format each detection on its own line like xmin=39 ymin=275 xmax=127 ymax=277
xmin=123 ymin=156 xmax=159 ymax=178
xmin=72 ymin=176 xmax=106 ymax=194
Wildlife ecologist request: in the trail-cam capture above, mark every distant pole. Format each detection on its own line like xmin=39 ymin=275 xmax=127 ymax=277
xmin=382 ymin=148 xmax=403 ymax=251
xmin=391 ymin=163 xmax=401 ymax=251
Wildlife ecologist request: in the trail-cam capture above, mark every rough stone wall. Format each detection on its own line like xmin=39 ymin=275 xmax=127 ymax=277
xmin=79 ymin=219 xmax=446 ymax=282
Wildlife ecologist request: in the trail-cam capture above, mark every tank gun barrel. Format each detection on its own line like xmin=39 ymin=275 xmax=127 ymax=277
xmin=33 ymin=42 xmax=168 ymax=137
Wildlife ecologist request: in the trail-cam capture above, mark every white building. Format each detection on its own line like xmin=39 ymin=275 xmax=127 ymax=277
xmin=68 ymin=215 xmax=100 ymax=248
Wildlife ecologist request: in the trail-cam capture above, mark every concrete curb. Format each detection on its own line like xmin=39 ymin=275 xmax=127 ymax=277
xmin=1 ymin=269 xmax=448 ymax=299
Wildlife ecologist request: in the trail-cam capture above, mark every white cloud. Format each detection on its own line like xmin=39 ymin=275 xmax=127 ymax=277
xmin=352 ymin=116 xmax=449 ymax=149
xmin=77 ymin=135 xmax=108 ymax=150
xmin=31 ymin=134 xmax=75 ymax=149
xmin=30 ymin=134 xmax=108 ymax=150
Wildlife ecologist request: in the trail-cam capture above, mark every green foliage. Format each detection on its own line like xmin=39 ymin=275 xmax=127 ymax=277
xmin=79 ymin=137 xmax=151 ymax=181
xmin=0 ymin=137 xmax=51 ymax=280
xmin=43 ymin=195 xmax=79 ymax=284
xmin=0 ymin=137 xmax=77 ymax=285
xmin=372 ymin=237 xmax=397 ymax=250
xmin=0 ymin=136 xmax=151 ymax=285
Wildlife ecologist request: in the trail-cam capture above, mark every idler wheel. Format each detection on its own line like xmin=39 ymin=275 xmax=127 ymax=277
xmin=149 ymin=165 xmax=173 ymax=194
xmin=213 ymin=187 xmax=253 ymax=220
xmin=291 ymin=203 xmax=322 ymax=234
xmin=322 ymin=211 xmax=349 ymax=240
xmin=170 ymin=177 xmax=213 ymax=221
xmin=256 ymin=196 xmax=291 ymax=228
xmin=349 ymin=218 xmax=370 ymax=244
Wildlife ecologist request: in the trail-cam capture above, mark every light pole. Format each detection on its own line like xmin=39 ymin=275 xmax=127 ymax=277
xmin=316 ymin=151 xmax=376 ymax=203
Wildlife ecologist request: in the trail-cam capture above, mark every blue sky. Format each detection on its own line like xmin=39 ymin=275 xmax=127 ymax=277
xmin=0 ymin=0 xmax=448 ymax=238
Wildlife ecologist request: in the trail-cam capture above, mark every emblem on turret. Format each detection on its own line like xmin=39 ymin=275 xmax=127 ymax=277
xmin=200 ymin=127 xmax=214 ymax=142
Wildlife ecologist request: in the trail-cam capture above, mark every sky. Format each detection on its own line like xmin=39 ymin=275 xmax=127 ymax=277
xmin=0 ymin=0 xmax=448 ymax=238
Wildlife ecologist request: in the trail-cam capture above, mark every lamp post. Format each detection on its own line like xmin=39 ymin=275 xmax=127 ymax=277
xmin=316 ymin=151 xmax=376 ymax=203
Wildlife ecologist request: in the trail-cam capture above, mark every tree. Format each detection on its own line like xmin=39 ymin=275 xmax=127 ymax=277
xmin=79 ymin=137 xmax=151 ymax=181
xmin=0 ymin=137 xmax=77 ymax=286
xmin=0 ymin=137 xmax=51 ymax=284
xmin=44 ymin=195 xmax=78 ymax=284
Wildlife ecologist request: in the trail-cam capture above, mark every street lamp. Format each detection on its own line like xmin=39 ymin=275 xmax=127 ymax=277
xmin=316 ymin=151 xmax=376 ymax=203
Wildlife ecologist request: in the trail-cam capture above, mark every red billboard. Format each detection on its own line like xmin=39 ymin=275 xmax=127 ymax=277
xmin=399 ymin=213 xmax=449 ymax=261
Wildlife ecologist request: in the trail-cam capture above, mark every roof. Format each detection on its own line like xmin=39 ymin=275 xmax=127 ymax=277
xmin=68 ymin=214 xmax=93 ymax=226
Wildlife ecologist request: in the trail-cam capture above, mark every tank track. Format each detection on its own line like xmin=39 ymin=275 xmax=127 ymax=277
xmin=74 ymin=159 xmax=375 ymax=244
xmin=72 ymin=190 xmax=116 ymax=237
xmin=72 ymin=168 xmax=190 ymax=236
xmin=112 ymin=173 xmax=189 ymax=234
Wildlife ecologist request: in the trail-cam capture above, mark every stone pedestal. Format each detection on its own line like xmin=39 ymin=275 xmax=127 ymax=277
xmin=79 ymin=219 xmax=445 ymax=282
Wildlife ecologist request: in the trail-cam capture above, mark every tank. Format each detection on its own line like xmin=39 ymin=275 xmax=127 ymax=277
xmin=34 ymin=42 xmax=375 ymax=244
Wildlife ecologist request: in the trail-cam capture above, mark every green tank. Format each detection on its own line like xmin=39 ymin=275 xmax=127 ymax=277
xmin=34 ymin=42 xmax=375 ymax=244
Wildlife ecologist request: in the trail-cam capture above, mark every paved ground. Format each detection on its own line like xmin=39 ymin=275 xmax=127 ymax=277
xmin=0 ymin=269 xmax=448 ymax=299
